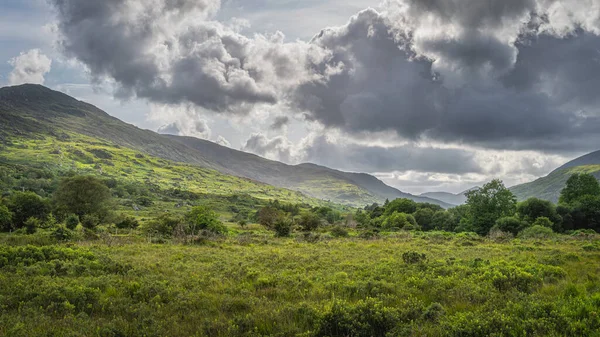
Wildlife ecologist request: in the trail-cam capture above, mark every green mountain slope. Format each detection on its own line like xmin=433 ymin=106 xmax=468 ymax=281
xmin=511 ymin=162 xmax=600 ymax=203
xmin=169 ymin=136 xmax=450 ymax=207
xmin=0 ymin=84 xmax=449 ymax=207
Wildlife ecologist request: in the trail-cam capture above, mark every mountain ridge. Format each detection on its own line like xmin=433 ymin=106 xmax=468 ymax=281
xmin=0 ymin=84 xmax=450 ymax=208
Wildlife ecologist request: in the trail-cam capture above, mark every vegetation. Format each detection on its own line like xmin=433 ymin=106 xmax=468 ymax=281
xmin=3 ymin=85 xmax=600 ymax=335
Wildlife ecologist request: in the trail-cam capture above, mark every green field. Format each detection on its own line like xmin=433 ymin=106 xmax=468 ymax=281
xmin=1 ymin=230 xmax=600 ymax=337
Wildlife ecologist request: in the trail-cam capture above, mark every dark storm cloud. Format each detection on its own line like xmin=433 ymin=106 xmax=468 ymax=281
xmin=49 ymin=0 xmax=311 ymax=113
xmin=49 ymin=0 xmax=600 ymax=153
xmin=270 ymin=116 xmax=290 ymax=130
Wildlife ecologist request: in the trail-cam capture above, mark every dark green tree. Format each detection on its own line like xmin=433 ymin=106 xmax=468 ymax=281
xmin=517 ymin=197 xmax=562 ymax=230
xmin=0 ymin=204 xmax=13 ymax=232
xmin=430 ymin=211 xmax=456 ymax=232
xmin=186 ymin=206 xmax=227 ymax=234
xmin=7 ymin=192 xmax=50 ymax=229
xmin=465 ymin=180 xmax=517 ymax=235
xmin=559 ymin=173 xmax=600 ymax=205
xmin=299 ymin=213 xmax=321 ymax=232
xmin=384 ymin=198 xmax=417 ymax=216
xmin=413 ymin=208 xmax=435 ymax=231
xmin=493 ymin=216 xmax=527 ymax=236
xmin=53 ymin=176 xmax=113 ymax=221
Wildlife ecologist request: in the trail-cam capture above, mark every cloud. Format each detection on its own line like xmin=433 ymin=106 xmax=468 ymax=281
xmin=48 ymin=0 xmax=600 ymax=155
xmin=216 ymin=135 xmax=231 ymax=147
xmin=157 ymin=122 xmax=181 ymax=136
xmin=49 ymin=0 xmax=320 ymax=113
xmin=242 ymin=133 xmax=295 ymax=162
xmin=8 ymin=49 xmax=52 ymax=85
xmin=270 ymin=116 xmax=290 ymax=130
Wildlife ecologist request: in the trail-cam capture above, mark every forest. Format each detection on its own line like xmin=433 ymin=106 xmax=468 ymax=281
xmin=1 ymin=162 xmax=600 ymax=336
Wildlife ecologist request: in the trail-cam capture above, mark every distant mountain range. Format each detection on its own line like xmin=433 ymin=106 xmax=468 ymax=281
xmin=0 ymin=84 xmax=451 ymax=208
xmin=419 ymin=188 xmax=477 ymax=206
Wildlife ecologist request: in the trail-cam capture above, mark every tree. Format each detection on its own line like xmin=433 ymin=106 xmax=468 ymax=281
xmin=54 ymin=176 xmax=113 ymax=221
xmin=299 ymin=213 xmax=321 ymax=232
xmin=560 ymin=173 xmax=600 ymax=205
xmin=413 ymin=208 xmax=435 ymax=231
xmin=0 ymin=205 xmax=13 ymax=232
xmin=430 ymin=211 xmax=456 ymax=232
xmin=8 ymin=192 xmax=50 ymax=229
xmin=532 ymin=217 xmax=553 ymax=228
xmin=256 ymin=206 xmax=284 ymax=229
xmin=517 ymin=198 xmax=561 ymax=228
xmin=382 ymin=212 xmax=414 ymax=230
xmin=384 ymin=198 xmax=417 ymax=216
xmin=493 ymin=216 xmax=527 ymax=236
xmin=186 ymin=206 xmax=227 ymax=235
xmin=465 ymin=180 xmax=517 ymax=235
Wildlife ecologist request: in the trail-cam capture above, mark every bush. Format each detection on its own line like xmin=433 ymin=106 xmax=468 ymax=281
xmin=317 ymin=299 xmax=399 ymax=337
xmin=65 ymin=214 xmax=80 ymax=230
xmin=402 ymin=251 xmax=427 ymax=264
xmin=273 ymin=217 xmax=293 ymax=237
xmin=7 ymin=192 xmax=50 ymax=229
xmin=519 ymin=225 xmax=555 ymax=240
xmin=330 ymin=226 xmax=349 ymax=238
xmin=81 ymin=214 xmax=100 ymax=230
xmin=24 ymin=217 xmax=40 ymax=234
xmin=299 ymin=213 xmax=321 ymax=232
xmin=145 ymin=214 xmax=182 ymax=237
xmin=116 ymin=216 xmax=140 ymax=230
xmin=494 ymin=216 xmax=526 ymax=236
xmin=186 ymin=206 xmax=227 ymax=235
xmin=423 ymin=303 xmax=446 ymax=322
xmin=532 ymin=216 xmax=553 ymax=228
xmin=51 ymin=225 xmax=74 ymax=241
xmin=0 ymin=204 xmax=13 ymax=232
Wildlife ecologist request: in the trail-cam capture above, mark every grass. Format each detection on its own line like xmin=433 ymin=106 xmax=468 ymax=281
xmin=0 ymin=134 xmax=349 ymax=222
xmin=1 ymin=230 xmax=600 ymax=336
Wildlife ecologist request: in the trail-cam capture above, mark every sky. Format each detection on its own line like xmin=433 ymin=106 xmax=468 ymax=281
xmin=1 ymin=0 xmax=599 ymax=195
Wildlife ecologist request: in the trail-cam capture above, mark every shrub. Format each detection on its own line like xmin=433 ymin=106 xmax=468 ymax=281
xmin=519 ymin=225 xmax=555 ymax=240
xmin=136 ymin=196 xmax=154 ymax=207
xmin=299 ymin=213 xmax=321 ymax=232
xmin=186 ymin=206 xmax=227 ymax=235
xmin=0 ymin=204 xmax=13 ymax=232
xmin=24 ymin=217 xmax=40 ymax=234
xmin=330 ymin=226 xmax=349 ymax=238
xmin=402 ymin=251 xmax=427 ymax=264
xmin=532 ymin=216 xmax=553 ymax=228
xmin=51 ymin=225 xmax=74 ymax=241
xmin=65 ymin=214 xmax=79 ymax=230
xmin=81 ymin=214 xmax=100 ymax=230
xmin=145 ymin=214 xmax=182 ymax=237
xmin=317 ymin=299 xmax=399 ymax=337
xmin=488 ymin=228 xmax=514 ymax=242
xmin=359 ymin=230 xmax=379 ymax=240
xmin=423 ymin=303 xmax=446 ymax=322
xmin=494 ymin=216 xmax=527 ymax=236
xmin=273 ymin=217 xmax=293 ymax=237
xmin=7 ymin=191 xmax=50 ymax=229
xmin=116 ymin=216 xmax=140 ymax=230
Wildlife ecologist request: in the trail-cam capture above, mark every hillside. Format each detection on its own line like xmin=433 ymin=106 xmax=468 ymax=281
xmin=511 ymin=152 xmax=600 ymax=203
xmin=169 ymin=136 xmax=450 ymax=207
xmin=0 ymin=84 xmax=448 ymax=207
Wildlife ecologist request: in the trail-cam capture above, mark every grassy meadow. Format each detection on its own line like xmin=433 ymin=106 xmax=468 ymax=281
xmin=1 ymin=229 xmax=600 ymax=336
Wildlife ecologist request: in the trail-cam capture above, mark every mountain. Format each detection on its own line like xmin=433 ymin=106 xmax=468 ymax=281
xmin=511 ymin=153 xmax=600 ymax=203
xmin=0 ymin=84 xmax=450 ymax=208
xmin=420 ymin=191 xmax=466 ymax=206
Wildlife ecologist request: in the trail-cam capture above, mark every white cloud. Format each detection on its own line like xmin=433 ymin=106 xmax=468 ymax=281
xmin=8 ymin=49 xmax=52 ymax=85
